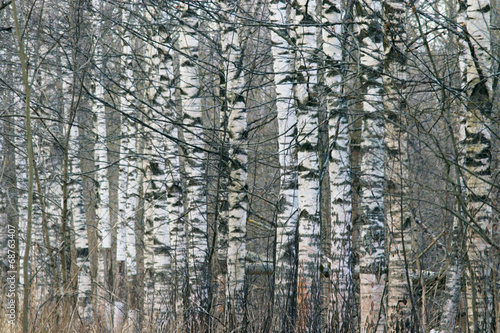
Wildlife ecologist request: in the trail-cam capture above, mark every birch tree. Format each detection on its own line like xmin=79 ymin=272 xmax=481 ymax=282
xmin=293 ymin=1 xmax=322 ymax=331
xmin=144 ymin=12 xmax=188 ymax=329
xmin=268 ymin=0 xmax=299 ymax=331
xmin=214 ymin=54 xmax=230 ymax=333
xmin=322 ymin=0 xmax=354 ymax=330
xmin=356 ymin=1 xmax=386 ymax=332
xmin=145 ymin=11 xmax=182 ymax=325
xmin=218 ymin=1 xmax=249 ymax=330
xmin=462 ymin=0 xmax=494 ymax=330
xmin=178 ymin=4 xmax=210 ymax=329
xmin=91 ymin=0 xmax=111 ymax=301
xmin=116 ymin=2 xmax=139 ymax=327
xmin=89 ymin=0 xmax=117 ymax=327
xmin=165 ymin=94 xmax=187 ymax=331
xmin=68 ymin=118 xmax=92 ymax=321
xmin=383 ymin=0 xmax=415 ymax=331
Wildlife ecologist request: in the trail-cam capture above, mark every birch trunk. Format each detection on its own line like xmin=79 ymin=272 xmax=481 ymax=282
xmin=115 ymin=3 xmax=138 ymax=327
xmin=147 ymin=23 xmax=188 ymax=328
xmin=69 ymin=121 xmax=92 ymax=321
xmin=143 ymin=28 xmax=155 ymax=311
xmin=219 ymin=1 xmax=249 ymax=329
xmin=269 ymin=0 xmax=299 ymax=331
xmin=124 ymin=18 xmax=138 ymax=282
xmin=383 ymin=1 xmax=415 ymax=332
xmin=322 ymin=0 xmax=354 ymax=330
xmin=356 ymin=1 xmax=386 ymax=332
xmin=70 ymin=0 xmax=101 ymax=319
xmin=115 ymin=100 xmax=128 ymax=328
xmin=440 ymin=210 xmax=466 ymax=333
xmin=91 ymin=0 xmax=112 ymax=325
xmin=92 ymin=0 xmax=110 ymax=251
xmin=32 ymin=56 xmax=61 ymax=298
xmin=146 ymin=16 xmax=178 ymax=324
xmin=145 ymin=115 xmax=171 ymax=318
xmin=463 ymin=1 xmax=494 ymax=330
xmin=178 ymin=5 xmax=210 ymax=330
xmin=165 ymin=102 xmax=187 ymax=331
xmin=293 ymin=1 xmax=322 ymax=331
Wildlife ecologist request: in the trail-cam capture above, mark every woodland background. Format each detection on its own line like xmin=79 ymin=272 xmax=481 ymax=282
xmin=0 ymin=0 xmax=499 ymax=332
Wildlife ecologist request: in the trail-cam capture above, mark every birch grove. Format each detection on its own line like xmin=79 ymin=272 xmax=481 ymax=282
xmin=0 ymin=0 xmax=499 ymax=332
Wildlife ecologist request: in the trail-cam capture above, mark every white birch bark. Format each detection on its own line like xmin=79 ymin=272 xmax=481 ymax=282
xmin=144 ymin=20 xmax=157 ymax=312
xmin=69 ymin=119 xmax=92 ymax=320
xmin=115 ymin=123 xmax=128 ymax=330
xmin=148 ymin=143 xmax=171 ymax=305
xmin=293 ymin=1 xmax=322 ymax=331
xmin=322 ymin=0 xmax=354 ymax=329
xmin=356 ymin=1 xmax=386 ymax=332
xmin=145 ymin=16 xmax=176 ymax=320
xmin=219 ymin=1 xmax=248 ymax=329
xmin=125 ymin=42 xmax=138 ymax=281
xmin=269 ymin=0 xmax=299 ymax=331
xmin=115 ymin=3 xmax=138 ymax=327
xmin=146 ymin=19 xmax=188 ymax=327
xmin=32 ymin=55 xmax=62 ymax=294
xmin=462 ymin=1 xmax=494 ymax=330
xmin=178 ymin=5 xmax=210 ymax=329
xmin=439 ymin=208 xmax=465 ymax=333
xmin=383 ymin=1 xmax=414 ymax=331
xmin=165 ymin=106 xmax=187 ymax=330
xmin=117 ymin=0 xmax=138 ymax=278
xmin=92 ymin=0 xmax=111 ymax=251
xmin=91 ymin=1 xmax=112 ymax=324
xmin=117 ymin=127 xmax=129 ymax=267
